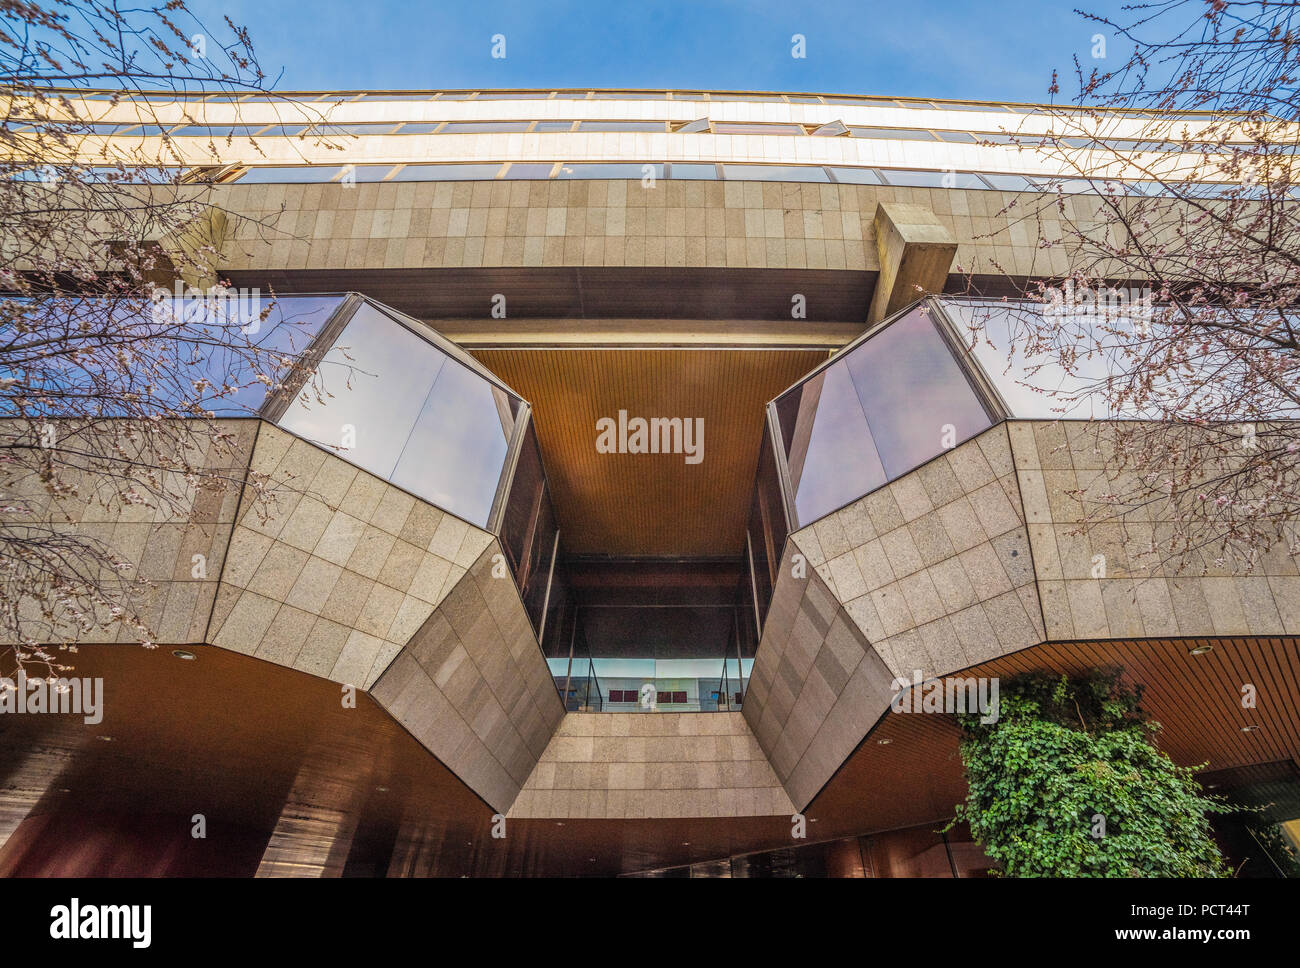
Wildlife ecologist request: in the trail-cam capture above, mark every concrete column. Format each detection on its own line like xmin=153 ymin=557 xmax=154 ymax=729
xmin=866 ymin=202 xmax=957 ymax=324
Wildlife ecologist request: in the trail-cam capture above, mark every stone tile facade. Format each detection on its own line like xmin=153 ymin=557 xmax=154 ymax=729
xmin=797 ymin=423 xmax=1042 ymax=679
xmin=741 ymin=547 xmax=897 ymax=810
xmin=1008 ymin=420 xmax=1300 ymax=641
xmin=508 ymin=712 xmax=794 ymax=819
xmin=370 ymin=539 xmax=566 ymax=813
xmin=746 ymin=419 xmax=1300 ymax=811
xmin=3 ymin=417 xmax=565 ymax=813
xmin=208 ymin=423 xmax=492 ymax=688
xmin=216 ymin=180 xmax=1081 ymax=278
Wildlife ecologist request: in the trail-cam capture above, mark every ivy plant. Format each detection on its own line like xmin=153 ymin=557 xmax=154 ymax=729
xmin=949 ymin=668 xmax=1230 ymax=877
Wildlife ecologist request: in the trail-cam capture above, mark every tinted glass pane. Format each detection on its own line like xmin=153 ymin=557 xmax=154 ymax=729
xmin=557 ymin=163 xmax=663 ymax=179
xmin=724 ymin=164 xmax=830 ymax=182
xmin=827 ymin=166 xmax=883 ymax=185
xmin=879 ymin=170 xmax=951 ymax=188
xmin=504 ymin=162 xmax=554 ymax=178
xmin=667 ymin=163 xmax=718 ymax=179
xmin=848 ymin=128 xmax=936 ymax=140
xmin=577 ymin=121 xmax=664 ymax=132
xmin=440 ymin=121 xmax=532 ymax=132
xmin=277 ymin=302 xmax=518 ymax=528
xmin=386 ymin=164 xmax=500 ymax=181
xmin=280 ymin=302 xmax=437 ymax=475
xmin=390 ymin=354 xmax=514 ymax=527
xmin=746 ymin=426 xmax=786 ymax=630
xmin=500 ymin=420 xmax=557 ymax=634
xmin=4 ymin=294 xmax=344 ymax=419
xmin=713 ymin=123 xmax=804 ymax=135
xmin=783 ymin=360 xmax=887 ymax=525
xmin=774 ymin=305 xmax=994 ymax=527
xmin=843 ymin=309 xmax=991 ymax=479
xmin=234 ymin=166 xmax=342 ymax=183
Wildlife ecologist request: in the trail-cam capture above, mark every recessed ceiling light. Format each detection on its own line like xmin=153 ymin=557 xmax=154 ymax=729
xmin=1188 ymin=645 xmax=1214 ymax=656
xmin=97 ymin=736 xmax=113 ymax=742
xmin=376 ymin=786 xmax=389 ymax=792
xmin=1241 ymin=725 xmax=1261 ymax=733
xmin=877 ymin=738 xmax=893 ymax=745
xmin=171 ymin=649 xmax=197 ymax=660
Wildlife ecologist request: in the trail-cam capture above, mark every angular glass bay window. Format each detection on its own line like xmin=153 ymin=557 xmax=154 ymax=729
xmin=258 ymin=294 xmax=559 ymax=637
xmin=772 ymin=302 xmax=998 ymax=529
xmin=743 ymin=297 xmax=1006 ymax=636
xmin=13 ymin=292 xmax=561 ymax=640
xmin=275 ymin=297 xmax=520 ymax=530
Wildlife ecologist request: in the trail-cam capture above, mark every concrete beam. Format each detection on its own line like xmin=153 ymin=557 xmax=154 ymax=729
xmin=866 ymin=201 xmax=957 ymax=324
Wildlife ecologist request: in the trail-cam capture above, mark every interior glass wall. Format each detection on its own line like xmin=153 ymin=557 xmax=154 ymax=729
xmin=772 ymin=302 xmax=998 ymax=529
xmin=542 ymin=560 xmax=753 ymax=712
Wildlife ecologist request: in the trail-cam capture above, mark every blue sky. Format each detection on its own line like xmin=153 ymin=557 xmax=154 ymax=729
xmin=192 ymin=0 xmax=1135 ymax=102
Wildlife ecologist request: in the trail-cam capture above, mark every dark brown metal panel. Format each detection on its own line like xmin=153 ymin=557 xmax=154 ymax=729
xmin=223 ymin=267 xmax=877 ymax=321
xmin=804 ymin=636 xmax=1300 ymax=841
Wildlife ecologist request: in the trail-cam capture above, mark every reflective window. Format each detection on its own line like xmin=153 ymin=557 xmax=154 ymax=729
xmin=558 ymin=163 xmax=663 ymax=179
xmin=827 ymin=166 xmax=883 ymax=184
xmin=713 ymin=122 xmax=804 ymax=135
xmin=667 ymin=163 xmax=718 ymax=179
xmin=980 ymin=173 xmax=1034 ymax=191
xmin=500 ymin=419 xmax=557 ymax=633
xmin=722 ymin=164 xmax=830 ymax=182
xmin=234 ymin=166 xmax=346 ymax=183
xmin=439 ymin=121 xmax=531 ymax=133
xmin=386 ymin=163 xmax=501 ymax=181
xmin=879 ymin=170 xmax=951 ymax=187
xmin=848 ymin=127 xmax=936 ymax=141
xmin=503 ymin=162 xmax=554 ymax=178
xmin=775 ymin=304 xmax=995 ymax=527
xmin=577 ymin=121 xmax=665 ymax=132
xmin=746 ymin=426 xmax=787 ymax=630
xmin=278 ymin=301 xmax=520 ymax=528
xmin=4 ymin=294 xmax=346 ymax=419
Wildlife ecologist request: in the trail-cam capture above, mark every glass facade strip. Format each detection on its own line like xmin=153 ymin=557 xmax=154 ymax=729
xmin=384 ymin=163 xmax=502 ymax=180
xmin=721 ymin=164 xmax=830 ymax=182
xmin=4 ymin=294 xmax=347 ymax=420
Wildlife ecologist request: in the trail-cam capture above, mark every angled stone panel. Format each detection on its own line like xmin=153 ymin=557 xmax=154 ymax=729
xmin=508 ymin=712 xmax=794 ymax=819
xmin=1008 ymin=420 xmax=1300 ymax=640
xmin=370 ymin=539 xmax=565 ymax=813
xmin=746 ymin=424 xmax=1045 ymax=809
xmin=799 ymin=423 xmax=1043 ymax=679
xmin=743 ymin=540 xmax=897 ymax=810
xmin=208 ymin=423 xmax=490 ymax=687
xmin=0 ymin=417 xmax=257 ymax=646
